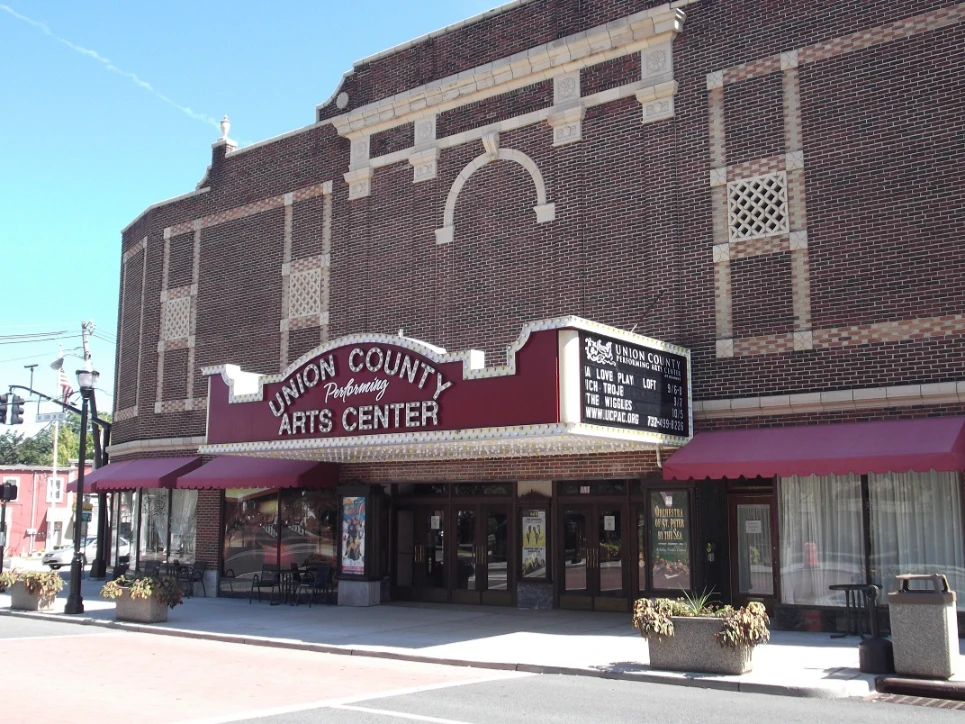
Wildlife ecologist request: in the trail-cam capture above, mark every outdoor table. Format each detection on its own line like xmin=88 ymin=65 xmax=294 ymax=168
xmin=274 ymin=568 xmax=311 ymax=605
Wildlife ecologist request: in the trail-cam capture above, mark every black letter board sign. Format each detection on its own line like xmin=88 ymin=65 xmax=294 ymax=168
xmin=579 ymin=331 xmax=690 ymax=437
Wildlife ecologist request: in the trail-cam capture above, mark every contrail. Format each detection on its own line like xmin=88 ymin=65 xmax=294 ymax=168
xmin=1 ymin=4 xmax=221 ymax=132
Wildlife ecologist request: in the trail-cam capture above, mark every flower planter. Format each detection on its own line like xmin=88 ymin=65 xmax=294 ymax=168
xmin=114 ymin=589 xmax=169 ymax=623
xmin=647 ymin=617 xmax=755 ymax=675
xmin=9 ymin=581 xmax=57 ymax=612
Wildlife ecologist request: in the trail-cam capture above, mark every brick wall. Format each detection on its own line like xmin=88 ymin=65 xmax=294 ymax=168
xmin=113 ymin=0 xmax=965 ymax=457
xmin=195 ymin=490 xmax=221 ymax=568
xmin=341 ymin=450 xmax=661 ymax=484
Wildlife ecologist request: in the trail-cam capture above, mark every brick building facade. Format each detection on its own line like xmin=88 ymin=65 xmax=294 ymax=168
xmin=105 ymin=1 xmax=965 ymax=629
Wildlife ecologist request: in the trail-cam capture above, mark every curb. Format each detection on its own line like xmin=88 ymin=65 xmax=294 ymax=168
xmin=876 ymin=676 xmax=965 ymax=701
xmin=0 ymin=608 xmax=871 ymax=699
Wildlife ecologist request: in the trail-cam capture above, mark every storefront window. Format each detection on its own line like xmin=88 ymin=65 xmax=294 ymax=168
xmin=114 ymin=491 xmax=136 ymax=566
xmin=281 ymin=488 xmax=337 ymax=569
xmin=778 ymin=474 xmax=864 ymax=606
xmin=222 ymin=488 xmax=279 ymax=583
xmin=870 ymin=471 xmax=965 ymax=611
xmin=170 ymin=489 xmax=198 ymax=564
xmin=650 ymin=491 xmax=691 ymax=591
xmin=223 ymin=488 xmax=337 ymax=592
xmin=139 ymin=489 xmax=169 ymax=564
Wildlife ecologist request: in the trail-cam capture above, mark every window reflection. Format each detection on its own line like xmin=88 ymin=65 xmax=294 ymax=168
xmin=222 ymin=487 xmax=337 ymax=594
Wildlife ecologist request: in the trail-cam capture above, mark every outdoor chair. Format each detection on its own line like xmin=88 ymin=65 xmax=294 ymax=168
xmin=249 ymin=565 xmax=281 ymax=604
xmin=143 ymin=560 xmax=161 ymax=577
xmin=222 ymin=568 xmax=237 ymax=594
xmin=297 ymin=564 xmax=333 ymax=607
xmin=287 ymin=562 xmax=304 ymax=605
xmin=188 ymin=561 xmax=208 ymax=597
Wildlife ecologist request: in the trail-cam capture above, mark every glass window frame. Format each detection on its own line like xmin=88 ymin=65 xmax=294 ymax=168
xmin=47 ymin=476 xmax=63 ymax=503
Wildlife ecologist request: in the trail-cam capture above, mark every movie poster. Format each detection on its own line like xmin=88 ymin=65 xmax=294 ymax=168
xmin=521 ymin=510 xmax=547 ymax=579
xmin=341 ymin=496 xmax=365 ymax=576
xmin=650 ymin=491 xmax=691 ymax=590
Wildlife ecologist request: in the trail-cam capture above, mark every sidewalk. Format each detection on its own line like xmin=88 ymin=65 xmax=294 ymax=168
xmin=2 ymin=574 xmax=962 ymax=700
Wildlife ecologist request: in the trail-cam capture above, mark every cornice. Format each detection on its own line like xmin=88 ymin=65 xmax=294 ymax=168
xmin=328 ymin=5 xmax=685 ymax=139
xmin=696 ymin=381 xmax=965 ymax=419
xmin=106 ymin=436 xmax=207 ymax=458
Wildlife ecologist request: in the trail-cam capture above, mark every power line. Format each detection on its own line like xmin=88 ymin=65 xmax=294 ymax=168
xmin=0 ymin=330 xmax=71 ymax=340
xmin=0 ymin=335 xmax=77 ymax=347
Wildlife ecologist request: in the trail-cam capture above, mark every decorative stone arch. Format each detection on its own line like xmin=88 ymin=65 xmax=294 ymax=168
xmin=434 ymin=133 xmax=555 ymax=244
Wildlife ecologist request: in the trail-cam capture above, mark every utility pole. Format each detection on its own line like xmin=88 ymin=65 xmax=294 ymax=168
xmin=81 ymin=320 xmax=94 ymax=373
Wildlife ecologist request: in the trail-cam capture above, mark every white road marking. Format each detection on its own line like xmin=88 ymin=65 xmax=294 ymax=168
xmin=332 ymin=704 xmax=477 ymax=724
xmin=175 ymin=670 xmax=532 ymax=724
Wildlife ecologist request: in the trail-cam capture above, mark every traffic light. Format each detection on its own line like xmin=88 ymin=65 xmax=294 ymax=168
xmin=0 ymin=482 xmax=16 ymax=501
xmin=9 ymin=395 xmax=25 ymax=425
xmin=0 ymin=393 xmax=8 ymax=425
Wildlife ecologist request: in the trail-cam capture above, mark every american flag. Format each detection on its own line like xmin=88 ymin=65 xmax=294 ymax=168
xmin=58 ymin=366 xmax=73 ymax=405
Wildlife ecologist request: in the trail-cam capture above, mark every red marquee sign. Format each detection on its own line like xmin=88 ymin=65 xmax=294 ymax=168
xmin=204 ymin=331 xmax=560 ymax=446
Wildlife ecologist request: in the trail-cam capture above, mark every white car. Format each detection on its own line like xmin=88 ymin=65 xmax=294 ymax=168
xmin=42 ymin=537 xmax=131 ymax=569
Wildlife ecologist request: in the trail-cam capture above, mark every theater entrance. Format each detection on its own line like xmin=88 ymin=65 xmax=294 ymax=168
xmin=391 ymin=483 xmax=515 ymax=606
xmin=557 ymin=502 xmax=630 ymax=612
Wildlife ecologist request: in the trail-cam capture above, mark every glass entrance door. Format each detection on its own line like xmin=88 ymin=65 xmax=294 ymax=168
xmin=559 ymin=505 xmax=628 ymax=611
xmin=451 ymin=505 xmax=512 ymax=605
xmin=394 ymin=506 xmax=448 ymax=602
xmin=394 ymin=503 xmax=512 ymax=605
xmin=729 ymin=497 xmax=778 ymax=609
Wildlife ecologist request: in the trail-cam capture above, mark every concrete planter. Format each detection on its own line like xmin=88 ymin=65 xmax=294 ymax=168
xmin=9 ymin=581 xmax=57 ymax=612
xmin=647 ymin=616 xmax=755 ymax=675
xmin=114 ymin=589 xmax=169 ymax=623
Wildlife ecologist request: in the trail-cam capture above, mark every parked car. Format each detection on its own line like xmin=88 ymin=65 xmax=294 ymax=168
xmin=42 ymin=537 xmax=131 ymax=569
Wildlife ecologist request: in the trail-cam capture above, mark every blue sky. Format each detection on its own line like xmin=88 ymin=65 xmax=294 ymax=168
xmin=0 ymin=0 xmax=495 ymax=434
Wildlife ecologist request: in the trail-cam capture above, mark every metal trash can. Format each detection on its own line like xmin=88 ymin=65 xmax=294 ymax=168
xmin=888 ymin=574 xmax=959 ymax=678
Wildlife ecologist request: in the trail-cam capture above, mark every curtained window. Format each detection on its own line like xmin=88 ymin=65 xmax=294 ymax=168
xmin=139 ymin=489 xmax=169 ymax=564
xmin=778 ymin=474 xmax=865 ymax=606
xmin=869 ymin=471 xmax=965 ymax=611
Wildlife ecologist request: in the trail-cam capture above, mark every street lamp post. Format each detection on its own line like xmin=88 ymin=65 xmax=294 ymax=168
xmin=64 ymin=369 xmax=98 ymax=615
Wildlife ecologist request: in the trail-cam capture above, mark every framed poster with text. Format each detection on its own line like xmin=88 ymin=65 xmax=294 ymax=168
xmin=340 ymin=496 xmax=366 ymax=576
xmin=650 ymin=490 xmax=691 ymax=590
xmin=520 ymin=509 xmax=547 ymax=580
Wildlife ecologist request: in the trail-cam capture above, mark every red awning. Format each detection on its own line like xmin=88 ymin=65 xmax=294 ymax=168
xmin=66 ymin=461 xmax=135 ymax=493
xmin=175 ymin=456 xmax=339 ymax=490
xmin=89 ymin=456 xmax=204 ymax=491
xmin=663 ymin=417 xmax=965 ymax=480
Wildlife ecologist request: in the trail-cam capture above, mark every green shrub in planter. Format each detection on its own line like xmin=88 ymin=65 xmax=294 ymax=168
xmin=631 ymin=592 xmax=770 ymax=675
xmin=101 ymin=574 xmax=184 ymax=609
xmin=2 ymin=569 xmax=65 ymax=610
